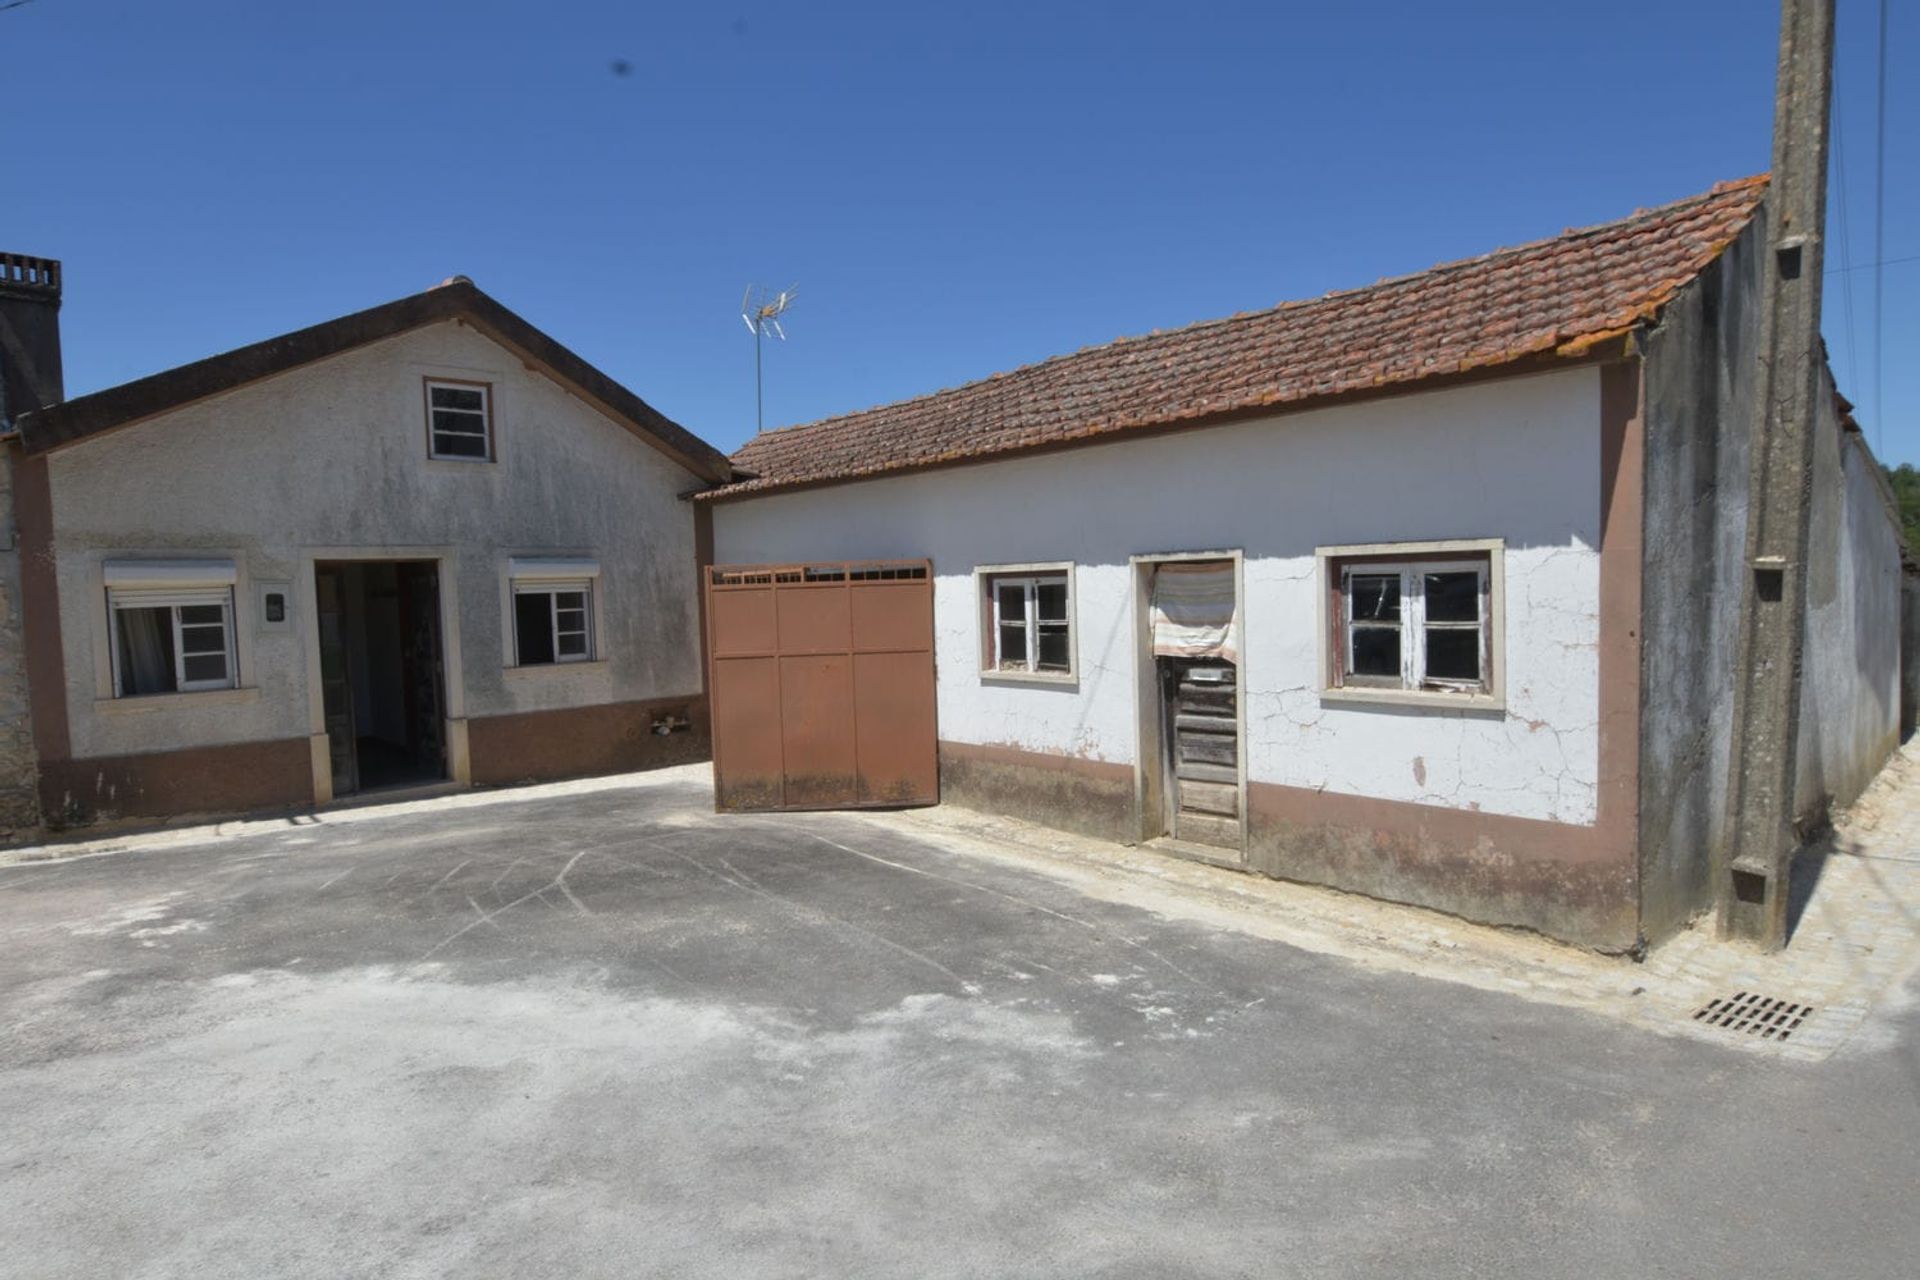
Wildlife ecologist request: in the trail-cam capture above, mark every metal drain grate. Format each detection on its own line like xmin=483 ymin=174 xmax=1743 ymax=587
xmin=1692 ymin=991 xmax=1815 ymax=1041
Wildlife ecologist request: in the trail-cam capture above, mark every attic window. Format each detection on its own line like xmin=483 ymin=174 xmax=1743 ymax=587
xmin=425 ymin=378 xmax=493 ymax=461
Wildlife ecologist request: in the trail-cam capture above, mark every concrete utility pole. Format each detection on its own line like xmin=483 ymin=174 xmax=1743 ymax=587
xmin=1719 ymin=0 xmax=1835 ymax=948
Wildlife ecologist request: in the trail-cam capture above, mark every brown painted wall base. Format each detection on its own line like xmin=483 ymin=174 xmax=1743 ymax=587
xmin=1246 ymin=782 xmax=1637 ymax=952
xmin=933 ymin=740 xmax=1636 ymax=952
xmin=938 ymin=740 xmax=1134 ymax=845
xmin=39 ymin=737 xmax=315 ymax=829
xmin=466 ymin=694 xmax=711 ymax=788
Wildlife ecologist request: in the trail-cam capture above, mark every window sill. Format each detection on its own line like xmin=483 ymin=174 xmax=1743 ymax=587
xmin=1319 ymin=686 xmax=1505 ymax=713
xmin=979 ymin=669 xmax=1078 ymax=688
xmin=505 ymin=659 xmax=608 ymax=679
xmin=95 ymin=686 xmax=261 ymax=714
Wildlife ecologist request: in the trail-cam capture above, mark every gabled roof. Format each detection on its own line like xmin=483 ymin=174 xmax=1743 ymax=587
xmin=710 ymin=174 xmax=1768 ymax=501
xmin=14 ymin=278 xmax=733 ymax=483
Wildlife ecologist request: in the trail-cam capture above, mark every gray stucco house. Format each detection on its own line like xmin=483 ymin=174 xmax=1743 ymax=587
xmin=0 ymin=260 xmax=730 ymax=830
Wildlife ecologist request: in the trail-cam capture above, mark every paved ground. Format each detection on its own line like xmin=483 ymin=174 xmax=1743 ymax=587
xmin=4 ymin=768 xmax=1919 ymax=1278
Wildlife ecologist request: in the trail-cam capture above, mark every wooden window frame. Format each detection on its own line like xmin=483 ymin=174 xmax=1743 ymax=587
xmin=975 ymin=562 xmax=1077 ymax=684
xmin=106 ymin=588 xmax=239 ymax=697
xmin=423 ymin=376 xmax=495 ymax=463
xmin=1317 ymin=539 xmax=1504 ymax=711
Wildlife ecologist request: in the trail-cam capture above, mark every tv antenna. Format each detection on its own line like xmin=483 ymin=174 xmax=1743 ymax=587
xmin=741 ymin=284 xmax=797 ymax=433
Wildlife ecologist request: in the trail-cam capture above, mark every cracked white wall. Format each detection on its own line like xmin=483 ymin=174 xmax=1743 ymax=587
xmin=715 ymin=367 xmax=1604 ymax=825
xmin=47 ymin=320 xmax=706 ymax=761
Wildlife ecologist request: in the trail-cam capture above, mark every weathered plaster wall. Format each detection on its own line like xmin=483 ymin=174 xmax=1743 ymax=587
xmin=0 ymin=450 xmax=42 ymax=837
xmin=1793 ymin=402 xmax=1902 ymax=817
xmin=714 ymin=368 xmax=1605 ymax=826
xmin=1638 ymin=207 xmax=1904 ymax=942
xmin=1636 ymin=221 xmax=1761 ymax=942
xmin=43 ymin=321 xmax=705 ymax=792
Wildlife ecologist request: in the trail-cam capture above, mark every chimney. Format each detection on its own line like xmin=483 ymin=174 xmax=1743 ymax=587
xmin=0 ymin=253 xmax=63 ymax=431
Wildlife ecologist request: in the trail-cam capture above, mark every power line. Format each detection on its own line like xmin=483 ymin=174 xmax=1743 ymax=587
xmin=1828 ymin=253 xmax=1920 ymax=274
xmin=1873 ymin=0 xmax=1889 ymax=451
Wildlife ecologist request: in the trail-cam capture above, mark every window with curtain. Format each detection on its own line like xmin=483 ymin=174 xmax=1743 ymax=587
xmin=109 ymin=592 xmax=236 ymax=696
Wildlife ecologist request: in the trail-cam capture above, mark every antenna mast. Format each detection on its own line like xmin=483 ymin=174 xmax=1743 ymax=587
xmin=741 ymin=284 xmax=797 ymax=433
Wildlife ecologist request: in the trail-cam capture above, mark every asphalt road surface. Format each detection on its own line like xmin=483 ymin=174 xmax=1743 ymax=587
xmin=3 ymin=772 xmax=1917 ymax=1278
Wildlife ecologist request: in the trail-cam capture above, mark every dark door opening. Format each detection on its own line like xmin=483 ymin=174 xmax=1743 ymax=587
xmin=315 ymin=560 xmax=447 ymax=796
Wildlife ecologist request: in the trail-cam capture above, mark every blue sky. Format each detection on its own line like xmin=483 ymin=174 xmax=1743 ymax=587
xmin=6 ymin=1 xmax=1914 ymax=461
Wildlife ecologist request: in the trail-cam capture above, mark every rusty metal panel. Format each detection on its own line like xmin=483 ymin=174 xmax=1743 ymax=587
xmin=710 ymin=586 xmax=778 ymax=658
xmin=854 ymin=650 xmax=938 ymax=804
xmin=707 ymin=560 xmax=936 ymax=813
xmin=711 ymin=655 xmax=783 ymax=809
xmin=778 ymin=654 xmax=859 ymax=807
xmin=850 ymin=580 xmax=933 ymax=653
xmin=776 ymin=583 xmax=853 ymax=654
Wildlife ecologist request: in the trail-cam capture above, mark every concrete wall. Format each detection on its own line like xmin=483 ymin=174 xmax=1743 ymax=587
xmin=38 ymin=320 xmax=707 ymax=820
xmin=1635 ymin=221 xmax=1762 ymax=941
xmin=0 ymin=451 xmax=42 ymax=838
xmin=1792 ymin=402 xmax=1903 ymax=817
xmin=715 ymin=369 xmax=1629 ymax=942
xmin=1638 ymin=208 xmax=1905 ymax=941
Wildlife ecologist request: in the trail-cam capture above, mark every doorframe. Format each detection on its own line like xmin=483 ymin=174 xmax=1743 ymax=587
xmin=1129 ymin=549 xmax=1248 ymax=861
xmin=300 ymin=547 xmax=468 ymax=805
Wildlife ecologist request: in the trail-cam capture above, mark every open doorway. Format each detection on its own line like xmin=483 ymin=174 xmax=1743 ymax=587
xmin=1134 ymin=554 xmax=1246 ymax=857
xmin=314 ymin=560 xmax=447 ymax=796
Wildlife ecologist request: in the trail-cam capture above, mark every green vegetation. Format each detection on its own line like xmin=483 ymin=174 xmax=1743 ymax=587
xmin=1885 ymin=464 xmax=1920 ymax=552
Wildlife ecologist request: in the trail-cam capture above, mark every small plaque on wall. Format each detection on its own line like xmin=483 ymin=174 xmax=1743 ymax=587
xmin=257 ymin=580 xmax=292 ymax=633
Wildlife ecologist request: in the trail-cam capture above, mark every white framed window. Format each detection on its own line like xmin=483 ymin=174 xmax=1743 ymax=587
xmin=1318 ymin=540 xmax=1503 ymax=708
xmin=976 ymin=563 xmax=1075 ymax=681
xmin=105 ymin=561 xmax=240 ymax=698
xmin=507 ymin=558 xmax=601 ymax=667
xmin=425 ymin=377 xmax=493 ymax=461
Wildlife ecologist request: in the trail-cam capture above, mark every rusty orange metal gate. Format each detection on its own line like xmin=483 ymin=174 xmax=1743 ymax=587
xmin=706 ymin=560 xmax=938 ymax=811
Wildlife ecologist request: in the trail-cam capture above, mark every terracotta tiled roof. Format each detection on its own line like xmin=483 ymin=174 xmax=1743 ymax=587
xmin=711 ymin=174 xmax=1767 ymax=499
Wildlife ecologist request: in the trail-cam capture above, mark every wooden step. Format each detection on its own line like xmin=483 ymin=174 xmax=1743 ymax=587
xmin=1174 ymin=712 xmax=1237 ymax=736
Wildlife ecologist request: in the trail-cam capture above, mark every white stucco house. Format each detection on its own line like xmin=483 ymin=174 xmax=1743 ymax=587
xmin=702 ymin=174 xmax=1906 ymax=951
xmin=0 ymin=268 xmax=731 ymax=828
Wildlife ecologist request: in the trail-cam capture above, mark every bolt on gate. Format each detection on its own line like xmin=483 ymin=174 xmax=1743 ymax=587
xmin=705 ymin=560 xmax=938 ymax=811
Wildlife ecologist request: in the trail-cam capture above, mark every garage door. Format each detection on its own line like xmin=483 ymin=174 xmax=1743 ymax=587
xmin=706 ymin=560 xmax=938 ymax=811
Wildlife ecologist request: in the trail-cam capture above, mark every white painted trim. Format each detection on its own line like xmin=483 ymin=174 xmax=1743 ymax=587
xmin=503 ymin=658 xmax=610 ymax=680
xmin=1318 ymin=686 xmax=1505 ymax=712
xmin=508 ymin=556 xmax=602 ymax=580
xmin=94 ymin=686 xmax=261 ymax=715
xmin=1314 ymin=537 xmax=1505 ymax=559
xmin=102 ymin=559 xmax=237 ymax=588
